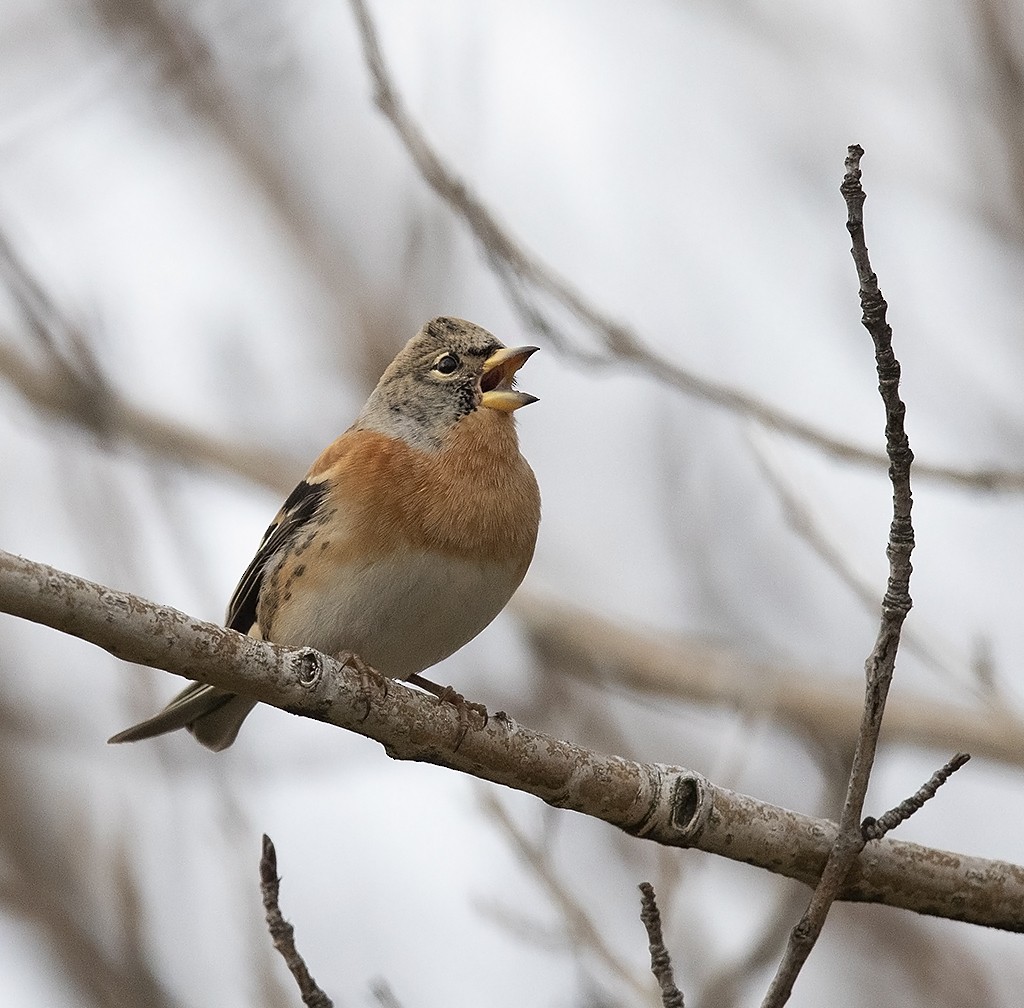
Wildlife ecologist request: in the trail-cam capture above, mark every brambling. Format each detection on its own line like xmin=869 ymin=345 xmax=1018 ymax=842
xmin=110 ymin=317 xmax=540 ymax=751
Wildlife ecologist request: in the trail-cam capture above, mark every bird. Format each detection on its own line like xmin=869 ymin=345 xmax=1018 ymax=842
xmin=109 ymin=317 xmax=541 ymax=751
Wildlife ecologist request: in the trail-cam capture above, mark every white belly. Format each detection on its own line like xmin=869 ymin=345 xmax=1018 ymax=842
xmin=270 ymin=550 xmax=525 ymax=678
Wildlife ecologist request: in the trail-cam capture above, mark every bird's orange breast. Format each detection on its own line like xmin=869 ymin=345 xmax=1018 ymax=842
xmin=309 ymin=408 xmax=540 ymax=569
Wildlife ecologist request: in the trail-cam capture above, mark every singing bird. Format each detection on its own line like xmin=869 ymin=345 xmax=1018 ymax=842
xmin=110 ymin=317 xmax=541 ymax=750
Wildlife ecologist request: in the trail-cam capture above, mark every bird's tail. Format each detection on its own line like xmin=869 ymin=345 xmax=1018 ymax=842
xmin=108 ymin=681 xmax=258 ymax=752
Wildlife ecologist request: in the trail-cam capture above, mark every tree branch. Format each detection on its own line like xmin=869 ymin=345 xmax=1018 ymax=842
xmin=480 ymin=789 xmax=648 ymax=998
xmin=0 ymin=224 xmax=298 ymax=492
xmin=260 ymin=835 xmax=334 ymax=1008
xmin=638 ymin=883 xmax=685 ymax=1008
xmin=861 ymin=753 xmax=971 ymax=842
xmin=762 ymin=145 xmax=917 ymax=1006
xmin=1 ymin=548 xmax=1022 ymax=931
xmin=518 ymin=592 xmax=1024 ymax=771
xmin=345 ymin=0 xmax=1024 ymax=494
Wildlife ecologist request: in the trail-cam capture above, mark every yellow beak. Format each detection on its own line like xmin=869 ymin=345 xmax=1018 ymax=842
xmin=480 ymin=345 xmax=539 ymax=412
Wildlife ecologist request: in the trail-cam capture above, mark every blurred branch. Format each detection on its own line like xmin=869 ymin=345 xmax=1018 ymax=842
xmin=0 ymin=225 xmax=298 ymax=491
xmin=346 ymin=0 xmax=1024 ymax=493
xmin=1 ymin=549 xmax=1023 ymax=932
xmin=763 ymin=143 xmax=916 ymax=1007
xmin=0 ymin=706 xmax=178 ymax=1008
xmin=371 ymin=982 xmax=405 ymax=1008
xmin=259 ymin=835 xmax=334 ymax=1008
xmin=0 ymin=862 xmax=178 ymax=1008
xmin=479 ymin=789 xmax=649 ymax=1000
xmin=0 ymin=336 xmax=297 ymax=488
xmin=517 ymin=592 xmax=1024 ymax=770
xmin=695 ymin=883 xmax=809 ymax=1008
xmin=747 ymin=428 xmax=968 ymax=692
xmin=90 ymin=0 xmax=367 ymax=306
xmin=972 ymin=0 xmax=1024 ymax=235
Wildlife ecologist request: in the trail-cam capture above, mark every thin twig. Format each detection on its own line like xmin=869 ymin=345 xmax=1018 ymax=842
xmin=862 ymin=753 xmax=971 ymax=842
xmin=260 ymin=835 xmax=334 ymax=1008
xmin=638 ymin=883 xmax=685 ymax=1008
xmin=761 ymin=145 xmax=916 ymax=1007
xmin=344 ymin=0 xmax=1024 ymax=493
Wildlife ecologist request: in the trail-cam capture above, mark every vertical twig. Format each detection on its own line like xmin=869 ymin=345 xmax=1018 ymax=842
xmin=638 ymin=883 xmax=685 ymax=1008
xmin=761 ymin=145 xmax=916 ymax=1007
xmin=260 ymin=835 xmax=334 ymax=1008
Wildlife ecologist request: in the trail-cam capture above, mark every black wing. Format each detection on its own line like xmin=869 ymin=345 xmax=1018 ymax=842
xmin=224 ymin=478 xmax=329 ymax=633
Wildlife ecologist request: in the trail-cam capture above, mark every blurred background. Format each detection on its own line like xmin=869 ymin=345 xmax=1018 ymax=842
xmin=2 ymin=1 xmax=1024 ymax=1005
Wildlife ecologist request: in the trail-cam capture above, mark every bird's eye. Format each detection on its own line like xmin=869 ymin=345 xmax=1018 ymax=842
xmin=433 ymin=353 xmax=460 ymax=375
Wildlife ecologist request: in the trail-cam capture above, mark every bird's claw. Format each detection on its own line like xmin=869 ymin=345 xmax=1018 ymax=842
xmin=406 ymin=674 xmax=488 ymax=748
xmin=337 ymin=651 xmax=387 ymax=721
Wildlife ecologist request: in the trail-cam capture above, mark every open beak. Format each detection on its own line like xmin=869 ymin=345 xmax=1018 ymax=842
xmin=480 ymin=345 xmax=539 ymax=412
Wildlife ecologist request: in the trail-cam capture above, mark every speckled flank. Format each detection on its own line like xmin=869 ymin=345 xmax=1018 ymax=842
xmin=224 ymin=479 xmax=329 ymax=635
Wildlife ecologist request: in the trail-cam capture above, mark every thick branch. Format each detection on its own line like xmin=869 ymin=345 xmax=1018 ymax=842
xmin=1 ymin=549 xmax=1022 ymax=931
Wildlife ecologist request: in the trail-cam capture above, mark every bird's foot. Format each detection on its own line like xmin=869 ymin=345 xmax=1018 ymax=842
xmin=406 ymin=674 xmax=488 ymax=748
xmin=337 ymin=651 xmax=387 ymax=721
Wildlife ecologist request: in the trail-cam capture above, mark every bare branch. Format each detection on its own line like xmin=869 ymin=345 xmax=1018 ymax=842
xmin=260 ymin=835 xmax=334 ymax=1008
xmin=0 ymin=334 xmax=297 ymax=489
xmin=89 ymin=0 xmax=368 ymax=312
xmin=638 ymin=883 xmax=684 ymax=1008
xmin=370 ymin=981 xmax=405 ymax=1008
xmin=762 ymin=145 xmax=917 ymax=1007
xmin=862 ymin=753 xmax=971 ymax=842
xmin=480 ymin=790 xmax=648 ymax=999
xmin=1 ymin=549 xmax=1022 ymax=931
xmin=5 ymin=242 xmax=1014 ymax=772
xmin=345 ymin=0 xmax=1024 ymax=494
xmin=696 ymin=884 xmax=810 ymax=1008
xmin=517 ymin=592 xmax=1024 ymax=771
xmin=0 ymin=225 xmax=298 ymax=491
xmin=747 ymin=429 xmax=967 ymax=692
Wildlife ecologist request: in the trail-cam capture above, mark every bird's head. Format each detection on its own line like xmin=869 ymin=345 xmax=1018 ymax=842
xmin=357 ymin=317 xmax=539 ymax=449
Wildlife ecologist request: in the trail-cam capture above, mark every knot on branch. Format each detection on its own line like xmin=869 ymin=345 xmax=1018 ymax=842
xmin=874 ymin=354 xmax=901 ymax=387
xmin=887 ymin=514 xmax=915 ymax=543
xmin=293 ymin=648 xmax=323 ymax=687
xmin=859 ymin=282 xmax=886 ymax=309
xmin=881 ymin=589 xmax=913 ymax=618
xmin=841 ymin=176 xmax=864 ymax=204
xmin=669 ymin=772 xmax=711 ymax=839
